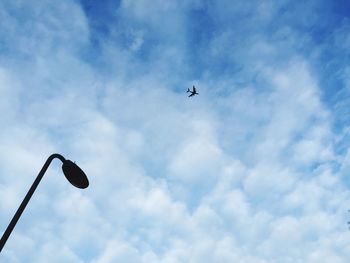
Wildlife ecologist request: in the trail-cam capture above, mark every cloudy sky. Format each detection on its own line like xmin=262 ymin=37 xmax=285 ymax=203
xmin=1 ymin=0 xmax=350 ymax=262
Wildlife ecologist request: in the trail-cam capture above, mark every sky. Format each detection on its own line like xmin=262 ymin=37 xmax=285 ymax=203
xmin=1 ymin=0 xmax=350 ymax=262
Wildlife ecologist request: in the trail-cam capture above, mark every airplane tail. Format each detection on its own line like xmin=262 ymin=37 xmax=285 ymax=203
xmin=187 ymin=88 xmax=190 ymax=92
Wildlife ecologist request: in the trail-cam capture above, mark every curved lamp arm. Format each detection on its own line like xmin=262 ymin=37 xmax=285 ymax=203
xmin=0 ymin=153 xmax=89 ymax=253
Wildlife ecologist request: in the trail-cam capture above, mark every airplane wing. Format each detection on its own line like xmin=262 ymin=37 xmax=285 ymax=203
xmin=188 ymin=93 xmax=194 ymax=97
xmin=193 ymin=86 xmax=196 ymax=92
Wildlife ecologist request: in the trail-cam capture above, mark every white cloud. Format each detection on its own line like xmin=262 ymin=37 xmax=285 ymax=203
xmin=1 ymin=0 xmax=350 ymax=262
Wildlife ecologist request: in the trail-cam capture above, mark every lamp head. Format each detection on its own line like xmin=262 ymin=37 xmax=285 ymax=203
xmin=62 ymin=160 xmax=89 ymax=189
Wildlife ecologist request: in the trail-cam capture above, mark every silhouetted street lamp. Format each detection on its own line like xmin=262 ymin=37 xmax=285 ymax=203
xmin=0 ymin=153 xmax=89 ymax=253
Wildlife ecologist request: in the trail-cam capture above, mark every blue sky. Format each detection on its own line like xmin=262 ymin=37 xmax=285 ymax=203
xmin=1 ymin=0 xmax=350 ymax=262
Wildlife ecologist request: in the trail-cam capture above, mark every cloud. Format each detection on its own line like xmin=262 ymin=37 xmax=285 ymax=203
xmin=1 ymin=0 xmax=350 ymax=262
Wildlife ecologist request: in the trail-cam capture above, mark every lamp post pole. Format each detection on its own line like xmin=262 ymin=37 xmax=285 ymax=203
xmin=0 ymin=153 xmax=89 ymax=253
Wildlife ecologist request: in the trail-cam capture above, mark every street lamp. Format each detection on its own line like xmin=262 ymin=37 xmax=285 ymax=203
xmin=0 ymin=153 xmax=89 ymax=253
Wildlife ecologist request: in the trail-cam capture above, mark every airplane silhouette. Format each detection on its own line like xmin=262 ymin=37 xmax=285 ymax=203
xmin=187 ymin=85 xmax=199 ymax=97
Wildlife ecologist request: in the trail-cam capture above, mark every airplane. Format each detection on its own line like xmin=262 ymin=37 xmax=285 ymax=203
xmin=187 ymin=85 xmax=199 ymax=97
